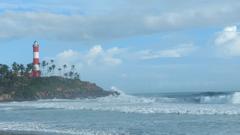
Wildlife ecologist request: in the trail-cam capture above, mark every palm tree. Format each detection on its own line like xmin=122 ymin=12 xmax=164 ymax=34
xmin=26 ymin=63 xmax=33 ymax=77
xmin=46 ymin=62 xmax=49 ymax=76
xmin=63 ymin=64 xmax=67 ymax=78
xmin=74 ymin=72 xmax=80 ymax=80
xmin=12 ymin=62 xmax=18 ymax=73
xmin=63 ymin=64 xmax=67 ymax=69
xmin=69 ymin=71 xmax=74 ymax=79
xmin=58 ymin=68 xmax=62 ymax=76
xmin=48 ymin=67 xmax=52 ymax=76
xmin=19 ymin=64 xmax=25 ymax=76
xmin=41 ymin=60 xmax=47 ymax=76
xmin=50 ymin=59 xmax=54 ymax=64
xmin=64 ymin=73 xmax=68 ymax=78
xmin=77 ymin=73 xmax=80 ymax=80
xmin=52 ymin=64 xmax=56 ymax=76
xmin=12 ymin=62 xmax=21 ymax=76
xmin=0 ymin=64 xmax=9 ymax=77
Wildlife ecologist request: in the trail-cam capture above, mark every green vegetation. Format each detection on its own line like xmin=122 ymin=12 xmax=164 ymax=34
xmin=41 ymin=60 xmax=80 ymax=79
xmin=0 ymin=61 xmax=119 ymax=102
xmin=0 ymin=60 xmax=80 ymax=79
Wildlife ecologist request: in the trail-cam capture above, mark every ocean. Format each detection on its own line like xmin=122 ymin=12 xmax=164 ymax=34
xmin=0 ymin=91 xmax=240 ymax=135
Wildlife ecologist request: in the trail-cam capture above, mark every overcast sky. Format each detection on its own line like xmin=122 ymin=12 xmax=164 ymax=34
xmin=0 ymin=0 xmax=240 ymax=93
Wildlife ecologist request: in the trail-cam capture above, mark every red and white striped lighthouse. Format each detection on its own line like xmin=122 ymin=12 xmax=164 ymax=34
xmin=32 ymin=41 xmax=40 ymax=77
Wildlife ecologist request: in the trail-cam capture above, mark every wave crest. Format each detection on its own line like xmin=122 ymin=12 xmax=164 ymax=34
xmin=1 ymin=91 xmax=240 ymax=115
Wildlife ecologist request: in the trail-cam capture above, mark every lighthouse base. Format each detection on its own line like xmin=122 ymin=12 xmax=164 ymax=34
xmin=32 ymin=71 xmax=40 ymax=78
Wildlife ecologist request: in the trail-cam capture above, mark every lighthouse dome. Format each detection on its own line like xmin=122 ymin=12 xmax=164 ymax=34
xmin=33 ymin=41 xmax=39 ymax=47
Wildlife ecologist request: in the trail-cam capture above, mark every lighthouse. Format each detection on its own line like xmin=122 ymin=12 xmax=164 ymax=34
xmin=32 ymin=41 xmax=40 ymax=77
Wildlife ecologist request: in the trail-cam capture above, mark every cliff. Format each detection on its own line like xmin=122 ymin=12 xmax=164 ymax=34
xmin=0 ymin=76 xmax=119 ymax=102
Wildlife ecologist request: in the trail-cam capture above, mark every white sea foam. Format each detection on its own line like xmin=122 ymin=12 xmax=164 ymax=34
xmin=197 ymin=92 xmax=240 ymax=104
xmin=0 ymin=122 xmax=128 ymax=135
xmin=1 ymin=91 xmax=240 ymax=115
xmin=231 ymin=92 xmax=240 ymax=104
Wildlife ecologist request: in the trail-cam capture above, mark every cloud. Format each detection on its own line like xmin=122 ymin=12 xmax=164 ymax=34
xmin=138 ymin=44 xmax=196 ymax=60
xmin=85 ymin=45 xmax=122 ymax=65
xmin=0 ymin=11 xmax=147 ymax=41
xmin=214 ymin=26 xmax=240 ymax=57
xmin=86 ymin=45 xmax=103 ymax=65
xmin=56 ymin=49 xmax=81 ymax=66
xmin=54 ymin=45 xmax=123 ymax=69
xmin=0 ymin=0 xmax=240 ymax=41
xmin=54 ymin=43 xmax=195 ymax=68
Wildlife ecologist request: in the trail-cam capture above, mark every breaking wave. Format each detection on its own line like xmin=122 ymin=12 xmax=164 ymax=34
xmin=1 ymin=90 xmax=240 ymax=115
xmin=154 ymin=91 xmax=240 ymax=104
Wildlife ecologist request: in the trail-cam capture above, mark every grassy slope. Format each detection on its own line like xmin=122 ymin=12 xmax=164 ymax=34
xmin=0 ymin=76 xmax=118 ymax=101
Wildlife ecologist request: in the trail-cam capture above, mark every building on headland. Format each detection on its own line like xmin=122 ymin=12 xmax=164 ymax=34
xmin=32 ymin=41 xmax=41 ymax=77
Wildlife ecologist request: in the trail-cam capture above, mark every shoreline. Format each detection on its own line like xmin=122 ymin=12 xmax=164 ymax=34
xmin=0 ymin=93 xmax=119 ymax=103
